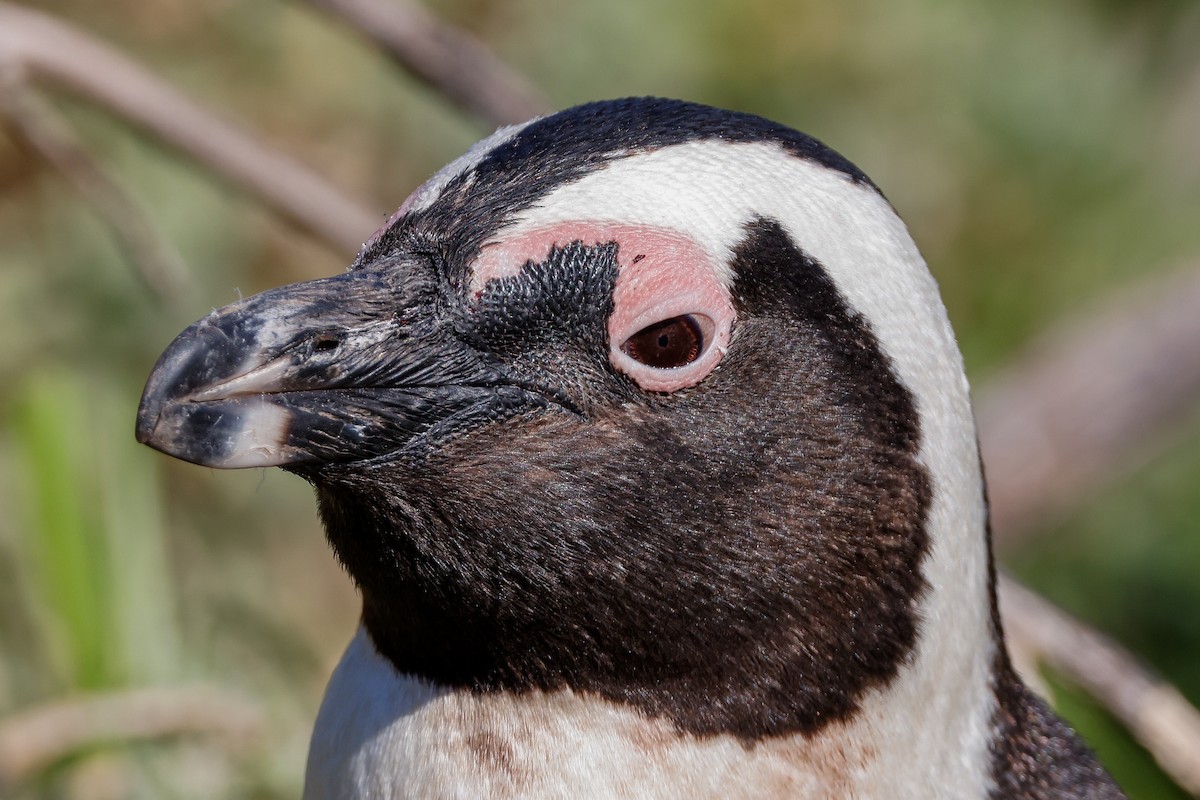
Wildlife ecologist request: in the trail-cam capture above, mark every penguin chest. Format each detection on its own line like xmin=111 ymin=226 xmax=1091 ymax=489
xmin=302 ymin=630 xmax=990 ymax=800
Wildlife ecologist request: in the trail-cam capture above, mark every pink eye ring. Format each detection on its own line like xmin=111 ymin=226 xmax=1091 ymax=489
xmin=605 ymin=229 xmax=734 ymax=393
xmin=471 ymin=221 xmax=735 ymax=393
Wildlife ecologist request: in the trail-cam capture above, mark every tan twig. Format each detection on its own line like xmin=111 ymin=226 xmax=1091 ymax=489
xmin=1001 ymin=574 xmax=1200 ymax=796
xmin=0 ymin=685 xmax=262 ymax=789
xmin=0 ymin=67 xmax=190 ymax=306
xmin=304 ymin=0 xmax=549 ymax=128
xmin=978 ymin=264 xmax=1200 ymax=546
xmin=0 ymin=2 xmax=377 ymax=254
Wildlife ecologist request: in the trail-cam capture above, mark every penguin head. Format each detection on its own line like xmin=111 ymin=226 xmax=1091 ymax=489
xmin=137 ymin=98 xmax=989 ymax=741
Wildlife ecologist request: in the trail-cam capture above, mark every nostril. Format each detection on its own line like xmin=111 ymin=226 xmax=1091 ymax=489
xmin=311 ymin=334 xmax=342 ymax=354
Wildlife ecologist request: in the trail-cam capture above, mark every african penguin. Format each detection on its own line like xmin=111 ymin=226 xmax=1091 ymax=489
xmin=136 ymin=97 xmax=1125 ymax=799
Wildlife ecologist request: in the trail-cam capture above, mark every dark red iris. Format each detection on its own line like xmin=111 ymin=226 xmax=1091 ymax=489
xmin=621 ymin=315 xmax=704 ymax=369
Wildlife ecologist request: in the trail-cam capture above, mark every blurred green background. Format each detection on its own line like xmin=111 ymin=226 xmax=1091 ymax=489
xmin=1 ymin=0 xmax=1198 ymax=797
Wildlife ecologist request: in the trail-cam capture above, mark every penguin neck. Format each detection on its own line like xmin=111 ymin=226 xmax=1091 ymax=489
xmin=341 ymin=448 xmax=999 ymax=782
xmin=314 ymin=374 xmax=1000 ymax=796
xmin=313 ymin=593 xmax=1001 ymax=800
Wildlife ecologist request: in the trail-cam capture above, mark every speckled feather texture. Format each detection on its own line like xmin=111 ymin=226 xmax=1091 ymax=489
xmin=136 ymin=99 xmax=1125 ymax=799
xmin=305 ymin=630 xmax=912 ymax=799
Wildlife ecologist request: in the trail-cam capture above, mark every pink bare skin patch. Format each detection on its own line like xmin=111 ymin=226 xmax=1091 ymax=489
xmin=473 ymin=223 xmax=735 ymax=392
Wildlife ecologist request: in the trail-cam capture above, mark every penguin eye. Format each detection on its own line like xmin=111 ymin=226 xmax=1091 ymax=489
xmin=622 ymin=315 xmax=705 ymax=369
xmin=601 ymin=228 xmax=734 ymax=394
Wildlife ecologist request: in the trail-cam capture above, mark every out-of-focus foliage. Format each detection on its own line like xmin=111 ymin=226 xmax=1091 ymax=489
xmin=0 ymin=0 xmax=1197 ymax=797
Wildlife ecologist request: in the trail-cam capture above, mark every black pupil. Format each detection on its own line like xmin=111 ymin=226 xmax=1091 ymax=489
xmin=623 ymin=315 xmax=703 ymax=369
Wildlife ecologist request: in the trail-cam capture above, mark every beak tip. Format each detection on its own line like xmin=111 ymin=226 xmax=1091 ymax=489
xmin=134 ymin=418 xmax=154 ymax=446
xmin=135 ymin=390 xmax=162 ymax=446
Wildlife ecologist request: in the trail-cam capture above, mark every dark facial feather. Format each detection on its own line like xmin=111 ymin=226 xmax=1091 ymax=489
xmin=312 ymin=218 xmax=931 ymax=740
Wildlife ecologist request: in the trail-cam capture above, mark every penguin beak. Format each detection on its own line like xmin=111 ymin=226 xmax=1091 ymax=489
xmin=136 ymin=267 xmax=506 ymax=469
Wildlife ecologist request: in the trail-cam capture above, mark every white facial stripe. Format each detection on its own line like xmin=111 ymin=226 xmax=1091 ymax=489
xmin=500 ymin=139 xmax=994 ymax=791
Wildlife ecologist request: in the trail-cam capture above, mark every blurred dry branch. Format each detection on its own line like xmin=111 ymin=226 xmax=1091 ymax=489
xmin=304 ymin=0 xmax=549 ymax=127
xmin=1001 ymin=575 xmax=1200 ymax=797
xmin=0 ymin=65 xmax=190 ymax=305
xmin=0 ymin=686 xmax=263 ymax=790
xmin=979 ymin=264 xmax=1200 ymax=546
xmin=0 ymin=2 xmax=377 ymax=254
